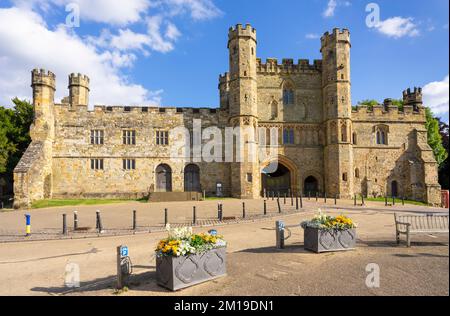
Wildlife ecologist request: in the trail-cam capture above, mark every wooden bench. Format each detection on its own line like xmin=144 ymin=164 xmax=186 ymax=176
xmin=395 ymin=213 xmax=449 ymax=247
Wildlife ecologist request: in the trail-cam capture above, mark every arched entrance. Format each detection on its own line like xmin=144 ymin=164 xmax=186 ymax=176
xmin=156 ymin=164 xmax=172 ymax=192
xmin=391 ymin=180 xmax=398 ymax=197
xmin=184 ymin=164 xmax=200 ymax=192
xmin=262 ymin=163 xmax=291 ymax=195
xmin=304 ymin=176 xmax=319 ymax=196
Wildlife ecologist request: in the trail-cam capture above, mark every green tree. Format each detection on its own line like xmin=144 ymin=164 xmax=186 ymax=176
xmin=0 ymin=98 xmax=33 ymax=194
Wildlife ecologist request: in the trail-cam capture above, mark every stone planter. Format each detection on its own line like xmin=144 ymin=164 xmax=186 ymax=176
xmin=156 ymin=247 xmax=227 ymax=291
xmin=303 ymin=227 xmax=356 ymax=253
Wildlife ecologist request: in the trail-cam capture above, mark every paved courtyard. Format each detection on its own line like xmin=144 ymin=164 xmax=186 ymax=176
xmin=0 ymin=200 xmax=448 ymax=296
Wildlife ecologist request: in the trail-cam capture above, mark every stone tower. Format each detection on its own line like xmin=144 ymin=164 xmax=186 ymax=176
xmin=30 ymin=69 xmax=56 ymax=141
xmin=69 ymin=73 xmax=90 ymax=108
xmin=403 ymin=87 xmax=423 ymax=111
xmin=227 ymin=24 xmax=260 ymax=199
xmin=321 ymin=29 xmax=354 ymax=198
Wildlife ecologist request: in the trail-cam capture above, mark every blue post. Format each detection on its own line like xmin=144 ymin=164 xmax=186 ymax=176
xmin=25 ymin=214 xmax=31 ymax=237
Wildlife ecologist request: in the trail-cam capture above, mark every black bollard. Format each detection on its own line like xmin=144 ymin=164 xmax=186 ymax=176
xmin=300 ymin=193 xmax=303 ymax=209
xmin=316 ymin=192 xmax=319 ymax=202
xmin=272 ymin=191 xmax=275 ymax=201
xmin=132 ymin=210 xmax=137 ymax=231
xmin=73 ymin=211 xmax=78 ymax=231
xmin=392 ymin=196 xmax=395 ymax=206
xmin=354 ymin=195 xmax=357 ymax=206
xmin=193 ymin=206 xmax=197 ymax=225
xmin=264 ymin=199 xmax=267 ymax=215
xmin=361 ymin=195 xmax=365 ymax=206
xmin=277 ymin=198 xmax=282 ymax=213
xmin=63 ymin=214 xmax=67 ymax=235
xmin=96 ymin=211 xmax=103 ymax=233
xmin=164 ymin=208 xmax=168 ymax=226
xmin=242 ymin=202 xmax=246 ymax=219
xmin=324 ymin=193 xmax=327 ymax=204
xmin=284 ymin=194 xmax=286 ymax=205
xmin=385 ymin=195 xmax=388 ymax=206
xmin=334 ymin=194 xmax=337 ymax=205
xmin=295 ymin=195 xmax=299 ymax=210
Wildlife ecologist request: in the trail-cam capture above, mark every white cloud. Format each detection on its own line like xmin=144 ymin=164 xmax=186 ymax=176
xmin=423 ymin=75 xmax=449 ymax=116
xmin=0 ymin=7 xmax=161 ymax=107
xmin=305 ymin=33 xmax=320 ymax=39
xmin=323 ymin=0 xmax=337 ymax=18
xmin=109 ymin=29 xmax=151 ymax=52
xmin=164 ymin=0 xmax=222 ymax=20
xmin=373 ymin=17 xmax=420 ymax=38
xmin=146 ymin=15 xmax=177 ymax=53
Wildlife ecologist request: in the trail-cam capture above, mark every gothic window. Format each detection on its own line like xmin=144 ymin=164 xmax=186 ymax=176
xmin=283 ymin=82 xmax=295 ymax=105
xmin=355 ymin=168 xmax=360 ymax=178
xmin=342 ymin=173 xmax=348 ymax=182
xmin=375 ymin=125 xmax=389 ymax=145
xmin=283 ymin=128 xmax=295 ymax=145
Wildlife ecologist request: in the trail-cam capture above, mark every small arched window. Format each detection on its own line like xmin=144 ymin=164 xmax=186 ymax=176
xmin=341 ymin=123 xmax=348 ymax=142
xmin=283 ymin=82 xmax=295 ymax=105
xmin=375 ymin=125 xmax=389 ymax=145
xmin=355 ymin=168 xmax=360 ymax=178
xmin=352 ymin=132 xmax=357 ymax=145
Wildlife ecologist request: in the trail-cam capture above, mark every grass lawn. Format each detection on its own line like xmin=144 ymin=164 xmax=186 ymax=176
xmin=364 ymin=196 xmax=428 ymax=206
xmin=31 ymin=199 xmax=142 ymax=209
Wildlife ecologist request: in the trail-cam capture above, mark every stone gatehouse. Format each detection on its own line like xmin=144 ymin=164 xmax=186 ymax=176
xmin=13 ymin=24 xmax=441 ymax=208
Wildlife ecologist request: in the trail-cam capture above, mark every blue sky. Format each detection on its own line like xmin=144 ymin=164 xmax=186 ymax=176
xmin=0 ymin=0 xmax=448 ymax=121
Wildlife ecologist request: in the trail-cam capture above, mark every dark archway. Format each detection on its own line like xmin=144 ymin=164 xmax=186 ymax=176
xmin=156 ymin=164 xmax=172 ymax=192
xmin=184 ymin=164 xmax=200 ymax=192
xmin=391 ymin=180 xmax=398 ymax=197
xmin=262 ymin=163 xmax=291 ymax=195
xmin=304 ymin=176 xmax=319 ymax=195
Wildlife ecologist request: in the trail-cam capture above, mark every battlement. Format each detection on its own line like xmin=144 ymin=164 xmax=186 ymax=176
xmin=352 ymin=102 xmax=425 ymax=122
xmin=403 ymin=87 xmax=422 ymax=109
xmin=82 ymin=105 xmax=222 ymax=117
xmin=321 ymin=28 xmax=351 ymax=48
xmin=31 ymin=68 xmax=56 ymax=89
xmin=228 ymin=24 xmax=257 ymax=44
xmin=69 ymin=73 xmax=90 ymax=89
xmin=256 ymin=58 xmax=322 ymax=73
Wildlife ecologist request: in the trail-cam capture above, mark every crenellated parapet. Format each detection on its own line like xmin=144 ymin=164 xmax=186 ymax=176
xmin=403 ymin=87 xmax=423 ymax=110
xmin=256 ymin=58 xmax=322 ymax=74
xmin=32 ymin=68 xmax=56 ymax=90
xmin=228 ymin=23 xmax=257 ymax=46
xmin=320 ymin=28 xmax=351 ymax=50
xmin=352 ymin=101 xmax=426 ymax=122
xmin=69 ymin=73 xmax=90 ymax=89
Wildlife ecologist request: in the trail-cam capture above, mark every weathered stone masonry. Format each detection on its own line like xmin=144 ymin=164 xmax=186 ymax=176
xmin=13 ymin=25 xmax=441 ymax=208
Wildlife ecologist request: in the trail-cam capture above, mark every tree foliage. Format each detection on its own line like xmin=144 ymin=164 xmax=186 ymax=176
xmin=0 ymin=98 xmax=33 ymax=193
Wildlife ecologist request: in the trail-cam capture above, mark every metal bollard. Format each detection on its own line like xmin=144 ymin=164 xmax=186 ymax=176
xmin=276 ymin=221 xmax=285 ymax=249
xmin=324 ymin=193 xmax=327 ymax=204
xmin=96 ymin=211 xmax=103 ymax=233
xmin=316 ymin=192 xmax=319 ymax=202
xmin=264 ymin=199 xmax=267 ymax=215
xmin=63 ymin=214 xmax=67 ymax=235
xmin=193 ymin=206 xmax=197 ymax=225
xmin=295 ymin=195 xmax=299 ymax=210
xmin=300 ymin=193 xmax=303 ymax=209
xmin=354 ymin=195 xmax=357 ymax=206
xmin=385 ymin=195 xmax=388 ymax=206
xmin=25 ymin=214 xmax=31 ymax=237
xmin=74 ymin=211 xmax=78 ymax=231
xmin=242 ymin=202 xmax=246 ymax=219
xmin=291 ymin=193 xmax=294 ymax=206
xmin=284 ymin=194 xmax=286 ymax=205
xmin=361 ymin=195 xmax=365 ymax=206
xmin=164 ymin=208 xmax=168 ymax=226
xmin=132 ymin=210 xmax=137 ymax=231
xmin=277 ymin=198 xmax=282 ymax=213
xmin=272 ymin=191 xmax=274 ymax=201
xmin=392 ymin=196 xmax=396 ymax=206
xmin=219 ymin=204 xmax=223 ymax=221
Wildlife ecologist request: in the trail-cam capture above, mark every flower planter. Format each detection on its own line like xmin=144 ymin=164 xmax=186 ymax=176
xmin=156 ymin=247 xmax=227 ymax=291
xmin=303 ymin=227 xmax=356 ymax=253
